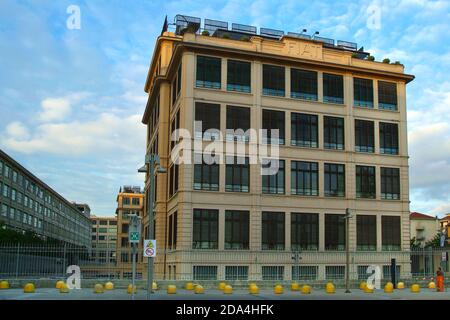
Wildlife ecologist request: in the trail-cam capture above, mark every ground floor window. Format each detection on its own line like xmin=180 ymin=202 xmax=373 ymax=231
xmin=383 ymin=265 xmax=401 ymax=279
xmin=357 ymin=265 xmax=369 ymax=280
xmin=325 ymin=265 xmax=345 ymax=280
xmin=225 ymin=266 xmax=249 ymax=281
xmin=292 ymin=266 xmax=318 ymax=280
xmin=262 ymin=266 xmax=284 ymax=281
xmin=193 ymin=266 xmax=217 ymax=280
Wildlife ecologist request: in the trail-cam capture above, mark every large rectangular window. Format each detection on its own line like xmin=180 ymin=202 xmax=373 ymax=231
xmin=196 ymin=55 xmax=221 ymax=89
xmin=357 ymin=215 xmax=377 ymax=251
xmin=292 ymin=266 xmax=318 ymax=280
xmin=262 ymin=266 xmax=284 ymax=280
xmin=324 ymin=163 xmax=345 ymax=197
xmin=263 ymin=64 xmax=285 ymax=96
xmin=291 ymin=113 xmax=318 ymax=147
xmin=226 ymin=105 xmax=250 ymax=142
xmin=291 ymin=213 xmax=319 ymax=251
xmin=225 ymin=210 xmax=249 ymax=250
xmin=227 ymin=60 xmax=251 ymax=92
xmin=193 ymin=266 xmax=217 ymax=280
xmin=168 ymin=212 xmax=177 ymax=250
xmin=194 ymin=154 xmax=219 ymax=191
xmin=262 ymin=159 xmax=285 ymax=194
xmin=225 ymin=156 xmax=249 ymax=192
xmin=378 ymin=81 xmax=397 ymax=110
xmin=355 ymin=119 xmax=374 ymax=152
xmin=381 ymin=167 xmax=400 ymax=200
xmin=168 ymin=164 xmax=179 ymax=197
xmin=323 ymin=73 xmax=344 ymax=104
xmin=325 ymin=214 xmax=346 ymax=251
xmin=380 ymin=122 xmax=399 ymax=155
xmin=382 ymin=216 xmax=401 ymax=251
xmin=193 ymin=209 xmax=218 ymax=249
xmin=356 ymin=165 xmax=376 ymax=199
xmin=290 ymin=68 xmax=317 ymax=100
xmin=195 ymin=102 xmax=220 ymax=140
xmin=262 ymin=212 xmax=285 ymax=250
xmin=291 ymin=161 xmax=318 ymax=196
xmin=262 ymin=109 xmax=285 ymax=144
xmin=353 ymin=77 xmax=374 ymax=108
xmin=324 ymin=116 xmax=344 ymax=150
xmin=225 ymin=266 xmax=249 ymax=280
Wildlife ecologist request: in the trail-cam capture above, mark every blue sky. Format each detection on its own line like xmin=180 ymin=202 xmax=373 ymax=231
xmin=0 ymin=0 xmax=449 ymax=216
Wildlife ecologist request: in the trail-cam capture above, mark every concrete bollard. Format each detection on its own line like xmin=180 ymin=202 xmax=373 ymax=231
xmin=397 ymin=282 xmax=405 ymax=289
xmin=249 ymin=284 xmax=259 ymax=294
xmin=127 ymin=284 xmax=137 ymax=294
xmin=219 ymin=282 xmax=227 ymax=291
xmin=194 ymin=285 xmax=204 ymax=294
xmin=290 ymin=282 xmax=299 ymax=291
xmin=105 ymin=282 xmax=114 ymax=290
xmin=301 ymin=285 xmax=312 ymax=294
xmin=152 ymin=281 xmax=158 ymax=291
xmin=185 ymin=282 xmax=194 ymax=290
xmin=223 ymin=285 xmax=233 ymax=294
xmin=359 ymin=281 xmax=367 ymax=290
xmin=94 ymin=284 xmax=104 ymax=294
xmin=0 ymin=281 xmax=10 ymax=289
xmin=23 ymin=283 xmax=35 ymax=293
xmin=384 ymin=282 xmax=394 ymax=293
xmin=274 ymin=284 xmax=284 ymax=294
xmin=325 ymin=282 xmax=335 ymax=294
xmin=410 ymin=284 xmax=420 ymax=293
xmin=428 ymin=282 xmax=436 ymax=289
xmin=60 ymin=282 xmax=69 ymax=293
xmin=364 ymin=285 xmax=374 ymax=293
xmin=167 ymin=285 xmax=177 ymax=294
xmin=56 ymin=280 xmax=65 ymax=289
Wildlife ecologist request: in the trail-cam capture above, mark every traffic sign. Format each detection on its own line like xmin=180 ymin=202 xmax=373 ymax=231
xmin=128 ymin=215 xmax=141 ymax=244
xmin=144 ymin=240 xmax=156 ymax=257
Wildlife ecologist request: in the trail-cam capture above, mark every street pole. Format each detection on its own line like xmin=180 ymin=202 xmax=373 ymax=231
xmin=131 ymin=243 xmax=136 ymax=300
xmin=345 ymin=208 xmax=352 ymax=293
xmin=147 ymin=154 xmax=155 ymax=300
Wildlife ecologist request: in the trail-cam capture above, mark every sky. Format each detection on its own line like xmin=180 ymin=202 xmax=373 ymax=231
xmin=0 ymin=0 xmax=449 ymax=217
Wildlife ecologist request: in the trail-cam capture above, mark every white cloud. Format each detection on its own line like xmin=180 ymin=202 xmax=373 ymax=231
xmin=5 ymin=121 xmax=29 ymax=140
xmin=39 ymin=97 xmax=71 ymax=122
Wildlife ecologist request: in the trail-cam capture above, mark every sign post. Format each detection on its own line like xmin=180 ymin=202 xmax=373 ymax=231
xmin=128 ymin=215 xmax=141 ymax=300
xmin=143 ymin=240 xmax=157 ymax=258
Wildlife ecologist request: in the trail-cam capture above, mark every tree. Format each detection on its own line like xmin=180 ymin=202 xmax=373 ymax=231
xmin=425 ymin=233 xmax=442 ymax=248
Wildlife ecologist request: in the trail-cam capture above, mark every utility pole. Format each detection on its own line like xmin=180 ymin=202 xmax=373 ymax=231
xmin=344 ymin=208 xmax=353 ymax=293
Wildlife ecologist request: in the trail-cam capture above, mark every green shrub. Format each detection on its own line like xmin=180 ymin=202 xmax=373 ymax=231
xmin=367 ymin=55 xmax=375 ymax=61
xmin=382 ymin=58 xmax=390 ymax=64
xmin=201 ymin=30 xmax=210 ymax=36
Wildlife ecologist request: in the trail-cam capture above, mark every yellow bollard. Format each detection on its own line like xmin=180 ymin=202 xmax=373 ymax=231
xmin=290 ymin=282 xmax=299 ymax=291
xmin=167 ymin=285 xmax=177 ymax=294
xmin=152 ymin=281 xmax=158 ymax=290
xmin=428 ymin=282 xmax=436 ymax=289
xmin=23 ymin=283 xmax=35 ymax=293
xmin=127 ymin=284 xmax=136 ymax=294
xmin=0 ymin=281 xmax=10 ymax=289
xmin=325 ymin=282 xmax=335 ymax=294
xmin=359 ymin=281 xmax=367 ymax=291
xmin=411 ymin=284 xmax=420 ymax=293
xmin=223 ymin=285 xmax=233 ymax=294
xmin=55 ymin=280 xmax=65 ymax=289
xmin=59 ymin=282 xmax=69 ymax=293
xmin=274 ymin=284 xmax=284 ymax=294
xmin=384 ymin=282 xmax=394 ymax=293
xmin=219 ymin=282 xmax=227 ymax=291
xmin=249 ymin=284 xmax=259 ymax=294
xmin=301 ymin=285 xmax=312 ymax=294
xmin=194 ymin=285 xmax=204 ymax=294
xmin=105 ymin=282 xmax=114 ymax=290
xmin=397 ymin=282 xmax=405 ymax=289
xmin=185 ymin=282 xmax=194 ymax=290
xmin=94 ymin=283 xmax=104 ymax=294
xmin=364 ymin=285 xmax=374 ymax=293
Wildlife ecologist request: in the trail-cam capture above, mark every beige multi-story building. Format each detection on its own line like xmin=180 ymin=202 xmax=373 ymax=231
xmin=410 ymin=212 xmax=440 ymax=247
xmin=90 ymin=215 xmax=117 ymax=264
xmin=141 ymin=15 xmax=414 ymax=281
xmin=115 ymin=186 xmax=144 ymax=277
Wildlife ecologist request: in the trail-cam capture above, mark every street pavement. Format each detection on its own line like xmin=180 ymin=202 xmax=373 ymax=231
xmin=1 ymin=287 xmax=449 ymax=300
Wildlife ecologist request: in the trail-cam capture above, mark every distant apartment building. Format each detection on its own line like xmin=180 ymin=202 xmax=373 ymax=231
xmin=410 ymin=212 xmax=440 ymax=247
xmin=0 ymin=149 xmax=91 ymax=247
xmin=440 ymin=214 xmax=450 ymax=245
xmin=141 ymin=15 xmax=414 ymax=281
xmin=91 ymin=215 xmax=117 ymax=263
xmin=115 ymin=186 xmax=144 ymax=276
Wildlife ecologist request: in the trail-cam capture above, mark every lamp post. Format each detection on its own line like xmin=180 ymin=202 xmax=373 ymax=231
xmin=138 ymin=154 xmax=166 ymax=300
xmin=344 ymin=208 xmax=353 ymax=293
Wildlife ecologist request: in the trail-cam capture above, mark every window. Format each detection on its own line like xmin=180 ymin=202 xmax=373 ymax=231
xmin=262 ymin=109 xmax=285 ymax=144
xmin=225 ymin=156 xmax=249 ymax=192
xmin=195 ymin=102 xmax=220 ymax=140
xmin=324 ymin=116 xmax=344 ymax=150
xmin=2 ymin=184 xmax=9 ymax=197
xmin=383 ymin=265 xmax=401 ymax=279
xmin=380 ymin=122 xmax=399 ymax=154
xmin=263 ymin=64 xmax=285 ymax=96
xmin=382 ymin=216 xmax=401 ymax=250
xmin=227 ymin=60 xmax=251 ymax=92
xmin=132 ymin=198 xmax=140 ymax=205
xmin=262 ymin=159 xmax=285 ymax=194
xmin=357 ymin=215 xmax=377 ymax=251
xmin=357 ymin=265 xmax=370 ymax=280
xmin=353 ymin=77 xmax=373 ymax=108
xmin=324 ymin=163 xmax=345 ymax=197
xmin=262 ymin=211 xmax=285 ymax=250
xmin=168 ymin=164 xmax=179 ymax=197
xmin=381 ymin=167 xmax=400 ymax=200
xmin=291 ymin=213 xmax=319 ymax=251
xmin=356 ymin=165 xmax=376 ymax=199
xmin=291 ymin=161 xmax=318 ymax=196
xmin=193 ymin=266 xmax=217 ymax=280
xmin=226 ymin=105 xmax=250 ymax=142
xmin=378 ymin=81 xmax=397 ymax=110
xmin=122 ymin=197 xmax=130 ymax=205
xmin=323 ymin=73 xmax=344 ymax=103
xmin=1 ymin=204 xmax=7 ymax=217
xmin=292 ymin=266 xmax=318 ymax=280
xmin=121 ymin=237 xmax=128 ymax=247
xmin=121 ymin=224 xmax=129 ymax=234
xmin=326 ymin=266 xmax=345 ymax=279
xmin=193 ymin=209 xmax=218 ymax=249
xmin=262 ymin=266 xmax=284 ymax=280
xmin=98 ymin=228 xmax=107 ymax=233
xmin=196 ymin=55 xmax=221 ymax=89
xmin=167 ymin=212 xmax=177 ymax=250
xmin=225 ymin=266 xmax=248 ymax=280
xmin=225 ymin=210 xmax=249 ymax=250
xmin=325 ymin=214 xmax=346 ymax=250
xmin=170 ymin=109 xmax=180 ymax=150
xmin=194 ymin=154 xmax=219 ymax=191
xmin=355 ymin=120 xmax=374 ymax=152
xmin=98 ymin=236 xmax=106 ymax=241
xmin=290 ymin=68 xmax=318 ymax=100
xmin=291 ymin=113 xmax=318 ymax=147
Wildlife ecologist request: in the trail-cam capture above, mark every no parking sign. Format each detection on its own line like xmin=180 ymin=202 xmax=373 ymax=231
xmin=143 ymin=240 xmax=156 ymax=257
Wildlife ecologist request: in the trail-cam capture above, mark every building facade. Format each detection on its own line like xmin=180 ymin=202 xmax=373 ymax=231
xmin=141 ymin=15 xmax=414 ymax=281
xmin=91 ymin=215 xmax=117 ymax=263
xmin=0 ymin=149 xmax=91 ymax=247
xmin=410 ymin=212 xmax=440 ymax=247
xmin=115 ymin=186 xmax=144 ymax=277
